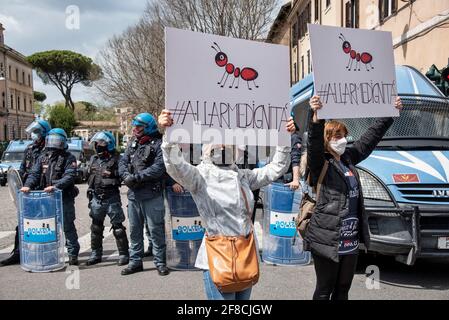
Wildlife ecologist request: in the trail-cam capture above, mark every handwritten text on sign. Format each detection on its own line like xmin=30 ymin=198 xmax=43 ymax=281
xmin=165 ymin=27 xmax=291 ymax=146
xmin=309 ymin=24 xmax=399 ymax=119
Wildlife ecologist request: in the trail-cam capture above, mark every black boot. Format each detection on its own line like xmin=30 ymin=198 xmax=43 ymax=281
xmin=121 ymin=264 xmax=143 ymax=275
xmin=157 ymin=265 xmax=169 ymax=276
xmin=69 ymin=256 xmax=79 ymax=266
xmin=113 ymin=224 xmax=129 ymax=266
xmin=86 ymin=221 xmax=104 ymax=266
xmin=0 ymin=251 xmax=20 ymax=266
xmin=86 ymin=255 xmax=102 ymax=266
xmin=1 ymin=226 xmax=20 ymax=267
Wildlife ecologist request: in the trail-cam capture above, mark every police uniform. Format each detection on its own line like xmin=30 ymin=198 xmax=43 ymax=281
xmin=0 ymin=141 xmax=46 ymax=266
xmin=24 ymin=150 xmax=80 ymax=259
xmin=87 ymin=151 xmax=129 ymax=264
xmin=118 ymin=133 xmax=167 ymax=271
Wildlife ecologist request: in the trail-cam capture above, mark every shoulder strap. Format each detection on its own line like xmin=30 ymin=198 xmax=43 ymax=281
xmin=315 ymin=161 xmax=329 ymax=203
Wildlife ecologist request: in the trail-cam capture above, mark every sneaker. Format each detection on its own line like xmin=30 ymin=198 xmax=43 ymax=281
xmin=157 ymin=265 xmax=169 ymax=276
xmin=0 ymin=252 xmax=20 ymax=267
xmin=121 ymin=264 xmax=143 ymax=276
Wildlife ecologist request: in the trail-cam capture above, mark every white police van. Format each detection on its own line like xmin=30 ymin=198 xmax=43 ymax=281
xmin=0 ymin=140 xmax=33 ymax=186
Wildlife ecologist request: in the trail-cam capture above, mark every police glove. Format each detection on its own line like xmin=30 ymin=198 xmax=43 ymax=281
xmin=124 ymin=175 xmax=138 ymax=188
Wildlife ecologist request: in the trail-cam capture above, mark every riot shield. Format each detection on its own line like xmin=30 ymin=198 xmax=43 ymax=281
xmin=7 ymin=167 xmax=22 ymax=209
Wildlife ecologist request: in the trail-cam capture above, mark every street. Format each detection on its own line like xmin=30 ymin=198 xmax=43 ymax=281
xmin=0 ymin=183 xmax=448 ymax=300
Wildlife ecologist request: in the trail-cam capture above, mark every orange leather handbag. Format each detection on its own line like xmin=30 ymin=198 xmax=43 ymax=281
xmin=205 ymin=188 xmax=259 ymax=293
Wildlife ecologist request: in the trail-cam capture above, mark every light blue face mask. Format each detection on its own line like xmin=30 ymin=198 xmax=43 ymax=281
xmin=31 ymin=132 xmax=42 ymax=142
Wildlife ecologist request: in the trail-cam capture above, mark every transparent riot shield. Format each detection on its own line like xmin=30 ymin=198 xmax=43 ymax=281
xmin=7 ymin=167 xmax=22 ymax=209
xmin=165 ymin=188 xmax=204 ymax=270
xmin=262 ymin=182 xmax=311 ymax=266
xmin=18 ymin=189 xmax=65 ymax=272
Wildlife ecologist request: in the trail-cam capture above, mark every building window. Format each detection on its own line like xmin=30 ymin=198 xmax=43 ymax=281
xmin=301 ymin=55 xmax=305 ymax=79
xmin=8 ymin=65 xmax=11 ymax=79
xmin=24 ymin=98 xmax=26 ymax=112
xmin=299 ymin=1 xmax=311 ymax=39
xmin=22 ymin=71 xmax=25 ymax=84
xmin=345 ymin=0 xmax=359 ymax=28
xmin=314 ymin=0 xmax=320 ymax=21
xmin=10 ymin=95 xmax=13 ymax=109
xmin=4 ymin=125 xmax=7 ymax=141
xmin=292 ymin=20 xmax=299 ymax=47
xmin=16 ymin=68 xmax=18 ymax=82
xmin=293 ymin=62 xmax=298 ymax=84
xmin=379 ymin=0 xmax=397 ymax=22
xmin=307 ymin=50 xmax=311 ymax=74
xmin=17 ymin=96 xmax=20 ymax=111
xmin=28 ymin=74 xmax=31 ymax=86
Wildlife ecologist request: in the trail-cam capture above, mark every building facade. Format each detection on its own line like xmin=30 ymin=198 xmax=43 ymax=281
xmin=73 ymin=121 xmax=120 ymax=142
xmin=0 ymin=23 xmax=35 ymax=142
xmin=275 ymin=0 xmax=449 ymax=85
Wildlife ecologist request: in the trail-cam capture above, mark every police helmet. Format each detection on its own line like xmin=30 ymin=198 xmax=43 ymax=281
xmin=25 ymin=119 xmax=52 ymax=137
xmin=90 ymin=131 xmax=116 ymax=152
xmin=46 ymin=128 xmax=68 ymax=150
xmin=131 ymin=113 xmax=158 ymax=136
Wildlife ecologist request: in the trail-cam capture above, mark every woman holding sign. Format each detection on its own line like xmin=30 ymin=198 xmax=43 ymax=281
xmin=305 ymin=95 xmax=403 ymax=300
xmin=158 ymin=109 xmax=296 ymax=300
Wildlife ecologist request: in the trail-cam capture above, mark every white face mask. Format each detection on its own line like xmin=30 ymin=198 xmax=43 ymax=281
xmin=210 ymin=146 xmax=235 ymax=166
xmin=329 ymin=137 xmax=347 ymax=156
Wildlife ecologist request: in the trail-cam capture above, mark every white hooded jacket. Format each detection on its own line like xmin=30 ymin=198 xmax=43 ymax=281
xmin=161 ymin=138 xmax=291 ymax=269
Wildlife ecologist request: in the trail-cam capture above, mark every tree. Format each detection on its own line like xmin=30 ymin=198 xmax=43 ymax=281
xmin=33 ymin=91 xmax=47 ymax=102
xmin=149 ymin=0 xmax=279 ymax=40
xmin=28 ymin=50 xmax=102 ymax=111
xmin=97 ymin=0 xmax=279 ymax=115
xmin=47 ymin=104 xmax=77 ymax=136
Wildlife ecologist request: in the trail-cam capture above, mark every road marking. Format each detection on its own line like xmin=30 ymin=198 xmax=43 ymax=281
xmin=107 ymin=251 xmax=119 ymax=260
xmin=64 ymin=228 xmax=114 ymax=260
xmin=0 ymin=245 xmax=14 ymax=255
xmin=0 ymin=231 xmax=15 ymax=241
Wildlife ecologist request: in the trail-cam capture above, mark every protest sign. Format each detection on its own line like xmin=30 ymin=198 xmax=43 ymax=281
xmin=165 ymin=27 xmax=290 ymax=146
xmin=309 ymin=24 xmax=399 ymax=119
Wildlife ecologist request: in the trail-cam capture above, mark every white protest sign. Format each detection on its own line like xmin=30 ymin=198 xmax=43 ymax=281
xmin=309 ymin=24 xmax=399 ymax=119
xmin=165 ymin=27 xmax=290 ymax=146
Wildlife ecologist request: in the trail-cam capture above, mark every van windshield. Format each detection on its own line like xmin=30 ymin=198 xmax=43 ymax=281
xmin=1 ymin=152 xmax=25 ymax=163
xmin=339 ymin=95 xmax=449 ymax=148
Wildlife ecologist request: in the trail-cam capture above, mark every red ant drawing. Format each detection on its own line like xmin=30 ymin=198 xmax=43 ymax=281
xmin=339 ymin=33 xmax=374 ymax=72
xmin=211 ymin=42 xmax=259 ymax=90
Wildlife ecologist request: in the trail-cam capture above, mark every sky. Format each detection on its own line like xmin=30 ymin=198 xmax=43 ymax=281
xmin=0 ymin=0 xmax=148 ymax=105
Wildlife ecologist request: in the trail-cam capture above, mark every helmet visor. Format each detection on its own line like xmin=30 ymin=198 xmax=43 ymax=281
xmin=131 ymin=119 xmax=146 ymax=127
xmin=90 ymin=132 xmax=111 ymax=148
xmin=25 ymin=121 xmax=43 ymax=134
xmin=45 ymin=135 xmax=65 ymax=149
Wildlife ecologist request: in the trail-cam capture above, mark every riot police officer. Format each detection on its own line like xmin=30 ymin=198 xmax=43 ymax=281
xmin=0 ymin=119 xmax=51 ymax=267
xmin=21 ymin=128 xmax=80 ymax=265
xmin=119 ymin=113 xmax=169 ymax=276
xmin=85 ymin=131 xmax=129 ymax=266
